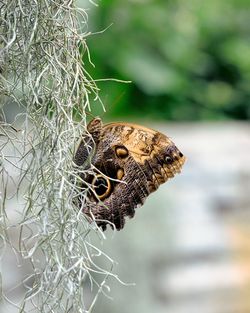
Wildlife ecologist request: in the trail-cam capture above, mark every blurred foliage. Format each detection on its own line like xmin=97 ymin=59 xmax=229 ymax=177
xmin=81 ymin=0 xmax=250 ymax=120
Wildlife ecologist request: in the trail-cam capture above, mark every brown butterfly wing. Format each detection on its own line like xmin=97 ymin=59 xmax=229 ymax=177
xmin=74 ymin=118 xmax=186 ymax=230
xmin=82 ymin=156 xmax=149 ymax=230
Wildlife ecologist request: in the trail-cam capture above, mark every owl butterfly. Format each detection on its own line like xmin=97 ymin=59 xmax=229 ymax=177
xmin=74 ymin=117 xmax=185 ymax=231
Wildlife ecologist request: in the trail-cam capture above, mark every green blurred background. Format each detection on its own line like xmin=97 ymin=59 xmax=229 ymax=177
xmin=80 ymin=0 xmax=250 ymax=121
xmin=76 ymin=2 xmax=250 ymax=313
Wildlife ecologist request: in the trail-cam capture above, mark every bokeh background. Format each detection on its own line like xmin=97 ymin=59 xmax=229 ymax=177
xmin=78 ymin=1 xmax=250 ymax=312
xmin=80 ymin=0 xmax=250 ymax=121
xmin=2 ymin=0 xmax=250 ymax=312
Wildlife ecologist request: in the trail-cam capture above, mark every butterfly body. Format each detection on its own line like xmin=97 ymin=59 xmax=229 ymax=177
xmin=74 ymin=118 xmax=185 ymax=230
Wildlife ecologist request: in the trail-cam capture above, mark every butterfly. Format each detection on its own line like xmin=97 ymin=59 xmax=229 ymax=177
xmin=74 ymin=117 xmax=186 ymax=230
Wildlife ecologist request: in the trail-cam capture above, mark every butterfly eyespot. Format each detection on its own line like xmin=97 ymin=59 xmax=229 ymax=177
xmin=115 ymin=146 xmax=129 ymax=158
xmin=165 ymin=156 xmax=173 ymax=163
xmin=92 ymin=174 xmax=111 ymax=200
xmin=117 ymin=168 xmax=124 ymax=180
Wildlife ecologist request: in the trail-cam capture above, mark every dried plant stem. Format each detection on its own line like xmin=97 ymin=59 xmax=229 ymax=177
xmin=0 ymin=1 xmax=117 ymax=312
